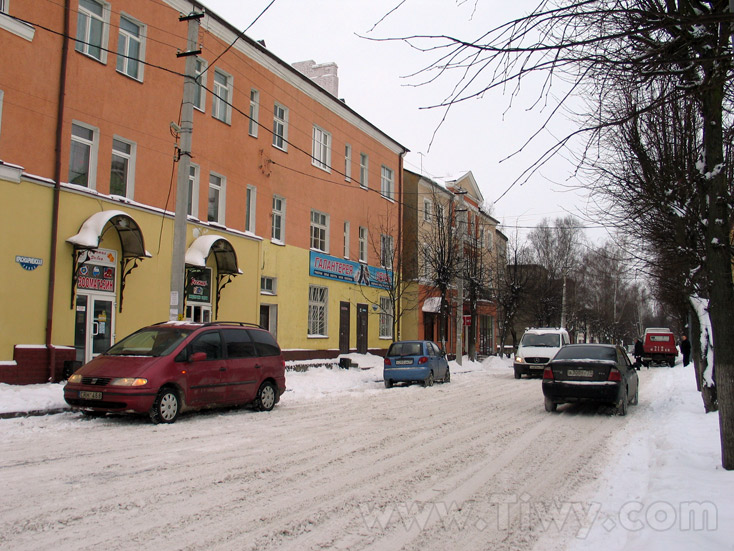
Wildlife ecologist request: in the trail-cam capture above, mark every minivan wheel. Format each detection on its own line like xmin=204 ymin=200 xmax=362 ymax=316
xmin=256 ymin=381 xmax=277 ymax=411
xmin=423 ymin=371 xmax=434 ymax=387
xmin=150 ymin=388 xmax=180 ymax=424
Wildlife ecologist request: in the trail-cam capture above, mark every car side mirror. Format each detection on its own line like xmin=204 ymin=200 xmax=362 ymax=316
xmin=190 ymin=351 xmax=207 ymax=362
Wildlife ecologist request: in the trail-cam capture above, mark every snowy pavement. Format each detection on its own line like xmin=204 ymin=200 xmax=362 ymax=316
xmin=0 ymin=355 xmax=731 ymax=550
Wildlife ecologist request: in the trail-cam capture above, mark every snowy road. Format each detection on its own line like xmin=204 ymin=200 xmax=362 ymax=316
xmin=0 ymin=364 xmax=635 ymax=551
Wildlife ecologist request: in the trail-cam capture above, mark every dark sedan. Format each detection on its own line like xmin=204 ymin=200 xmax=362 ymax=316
xmin=542 ymin=344 xmax=639 ymax=415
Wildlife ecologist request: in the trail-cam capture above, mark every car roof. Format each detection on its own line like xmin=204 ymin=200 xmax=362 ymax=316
xmin=151 ymin=321 xmax=265 ymax=330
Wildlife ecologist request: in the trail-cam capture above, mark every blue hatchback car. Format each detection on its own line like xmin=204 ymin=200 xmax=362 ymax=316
xmin=383 ymin=340 xmax=450 ymax=388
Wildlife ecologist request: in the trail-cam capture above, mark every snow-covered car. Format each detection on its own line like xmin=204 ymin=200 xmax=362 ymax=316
xmin=513 ymin=328 xmax=570 ymax=379
xmin=542 ymin=344 xmax=639 ymax=415
xmin=64 ymin=321 xmax=286 ymax=423
xmin=383 ymin=340 xmax=450 ymax=388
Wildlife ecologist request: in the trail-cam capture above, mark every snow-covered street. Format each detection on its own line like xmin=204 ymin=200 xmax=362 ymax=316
xmin=0 ymin=356 xmax=731 ymax=550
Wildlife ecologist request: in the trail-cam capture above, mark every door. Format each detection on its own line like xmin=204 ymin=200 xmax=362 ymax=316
xmin=74 ymin=293 xmax=115 ymax=364
xmin=339 ymin=301 xmax=350 ymax=354
xmin=356 ymin=304 xmax=368 ymax=354
xmin=185 ymin=330 xmax=227 ymax=406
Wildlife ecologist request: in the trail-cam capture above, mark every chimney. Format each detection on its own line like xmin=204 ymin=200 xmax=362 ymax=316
xmin=292 ymin=60 xmax=339 ymax=97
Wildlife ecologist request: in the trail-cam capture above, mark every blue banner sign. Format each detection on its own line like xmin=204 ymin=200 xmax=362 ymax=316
xmin=310 ymin=251 xmax=392 ymax=289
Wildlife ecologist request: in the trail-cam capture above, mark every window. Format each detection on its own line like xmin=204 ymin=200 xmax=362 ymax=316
xmin=380 ymin=234 xmax=394 ymax=269
xmin=436 ymin=203 xmax=445 ymax=223
xmin=116 ymin=14 xmax=144 ymax=80
xmin=245 ymin=185 xmax=256 ymax=233
xmin=344 ymin=144 xmax=352 ymax=182
xmin=0 ymin=90 xmax=4 ymax=140
xmin=272 ymin=195 xmax=285 ymax=243
xmin=308 ymin=285 xmax=328 ymax=337
xmin=422 ymin=244 xmax=431 ymax=280
xmin=423 ymin=199 xmax=432 ymax=222
xmin=273 ymin=102 xmax=288 ymax=150
xmin=76 ymin=0 xmax=108 ymax=62
xmin=260 ymin=276 xmax=277 ymax=295
xmin=110 ymin=137 xmax=134 ymax=197
xmin=187 ymin=164 xmax=199 ymax=217
xmin=310 ymin=210 xmax=328 ymax=252
xmin=359 ymin=153 xmax=368 ymax=188
xmin=208 ymin=173 xmax=225 ymax=224
xmin=193 ymin=58 xmax=207 ymax=111
xmin=343 ymin=221 xmax=350 ymax=258
xmin=249 ymin=89 xmax=259 ymax=137
xmin=212 ymin=69 xmax=232 ymax=124
xmin=69 ymin=122 xmax=98 ymax=188
xmin=312 ymin=125 xmax=331 ymax=171
xmin=379 ymin=297 xmax=393 ymax=339
xmin=0 ymin=1 xmax=6 ymax=12
xmin=381 ymin=166 xmax=394 ymax=200
xmin=359 ymin=226 xmax=368 ymax=263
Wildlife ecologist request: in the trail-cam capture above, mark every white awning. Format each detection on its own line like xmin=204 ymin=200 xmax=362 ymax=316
xmin=422 ymin=297 xmax=442 ymax=313
xmin=185 ymin=235 xmax=242 ymax=275
xmin=67 ymin=210 xmax=151 ymax=258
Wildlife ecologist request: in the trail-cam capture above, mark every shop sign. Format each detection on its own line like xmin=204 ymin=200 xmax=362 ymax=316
xmin=309 ymin=251 xmax=392 ymax=290
xmin=15 ymin=255 xmax=43 ymax=271
xmin=186 ymin=267 xmax=211 ymax=303
xmin=77 ymin=248 xmax=117 ymax=293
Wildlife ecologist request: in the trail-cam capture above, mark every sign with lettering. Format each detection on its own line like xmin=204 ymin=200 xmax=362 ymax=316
xmin=309 ymin=251 xmax=392 ymax=290
xmin=76 ymin=248 xmax=117 ymax=293
xmin=15 ymin=255 xmax=43 ymax=271
xmin=186 ymin=267 xmax=211 ymax=303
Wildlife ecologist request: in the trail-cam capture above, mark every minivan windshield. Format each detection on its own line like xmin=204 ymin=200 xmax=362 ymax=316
xmin=105 ymin=327 xmax=193 ymax=357
xmin=521 ymin=333 xmax=561 ymax=347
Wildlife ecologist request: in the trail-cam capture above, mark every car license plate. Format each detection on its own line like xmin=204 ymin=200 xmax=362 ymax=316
xmin=567 ymin=369 xmax=593 ymax=378
xmin=79 ymin=391 xmax=103 ymax=400
xmin=395 ymin=359 xmax=413 ymax=365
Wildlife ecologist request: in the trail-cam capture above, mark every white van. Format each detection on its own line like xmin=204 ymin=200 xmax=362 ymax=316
xmin=513 ymin=328 xmax=570 ymax=379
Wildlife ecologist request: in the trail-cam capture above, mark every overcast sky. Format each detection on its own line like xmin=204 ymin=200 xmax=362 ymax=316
xmin=200 ymin=0 xmax=606 ymax=242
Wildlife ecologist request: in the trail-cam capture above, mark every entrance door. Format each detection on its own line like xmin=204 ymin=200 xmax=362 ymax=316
xmin=74 ymin=293 xmax=115 ymax=364
xmin=339 ymin=301 xmax=350 ymax=354
xmin=356 ymin=303 xmax=368 ymax=354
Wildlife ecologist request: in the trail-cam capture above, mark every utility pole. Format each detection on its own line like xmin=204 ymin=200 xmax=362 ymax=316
xmin=169 ymin=11 xmax=203 ymax=320
xmin=455 ymin=189 xmax=467 ymax=366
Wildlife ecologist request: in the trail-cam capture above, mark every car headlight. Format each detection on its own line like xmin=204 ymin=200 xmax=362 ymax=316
xmin=68 ymin=373 xmax=82 ymax=384
xmin=109 ymin=378 xmax=148 ymax=387
xmin=515 ymin=356 xmax=524 ymax=363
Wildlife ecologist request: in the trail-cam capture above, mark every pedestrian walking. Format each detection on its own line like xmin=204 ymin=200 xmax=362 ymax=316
xmin=680 ymin=335 xmax=691 ymax=367
xmin=633 ymin=338 xmax=644 ymax=369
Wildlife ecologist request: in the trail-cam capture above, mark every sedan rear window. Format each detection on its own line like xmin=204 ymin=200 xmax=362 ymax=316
xmin=387 ymin=342 xmax=422 ymax=356
xmin=554 ymin=346 xmax=616 ymax=361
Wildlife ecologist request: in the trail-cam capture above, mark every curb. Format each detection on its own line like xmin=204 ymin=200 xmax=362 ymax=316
xmin=0 ymin=407 xmax=71 ymax=419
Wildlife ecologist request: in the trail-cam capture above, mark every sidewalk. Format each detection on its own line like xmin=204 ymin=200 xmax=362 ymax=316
xmin=0 ymin=382 xmax=69 ymax=419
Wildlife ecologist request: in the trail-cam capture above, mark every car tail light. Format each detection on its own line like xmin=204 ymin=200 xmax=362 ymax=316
xmin=543 ymin=366 xmax=554 ymax=380
xmin=608 ymin=368 xmax=622 ymax=381
xmin=418 ymin=356 xmax=428 ymax=364
xmin=384 ymin=358 xmax=392 ymax=366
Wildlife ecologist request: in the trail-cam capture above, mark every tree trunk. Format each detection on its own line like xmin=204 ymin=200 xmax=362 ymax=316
xmin=689 ymin=301 xmax=718 ymax=413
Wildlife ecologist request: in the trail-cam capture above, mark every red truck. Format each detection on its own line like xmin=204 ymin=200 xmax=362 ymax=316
xmin=642 ymin=327 xmax=678 ymax=367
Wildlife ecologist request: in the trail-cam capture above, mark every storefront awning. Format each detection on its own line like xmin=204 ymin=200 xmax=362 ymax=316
xmin=67 ymin=210 xmax=151 ymax=258
xmin=422 ymin=296 xmax=442 ymax=313
xmin=185 ymin=235 xmax=242 ymax=275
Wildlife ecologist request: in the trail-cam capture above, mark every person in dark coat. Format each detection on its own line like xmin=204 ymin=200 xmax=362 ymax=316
xmin=680 ymin=335 xmax=692 ymax=367
xmin=633 ymin=338 xmax=644 ymax=368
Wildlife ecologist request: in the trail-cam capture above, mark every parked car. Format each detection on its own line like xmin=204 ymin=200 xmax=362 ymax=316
xmin=64 ymin=321 xmax=286 ymax=423
xmin=542 ymin=344 xmax=639 ymax=415
xmin=642 ymin=327 xmax=677 ymax=367
xmin=383 ymin=340 xmax=450 ymax=388
xmin=513 ymin=328 xmax=570 ymax=379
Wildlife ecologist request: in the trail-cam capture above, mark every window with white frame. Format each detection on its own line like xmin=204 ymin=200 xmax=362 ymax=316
xmin=344 ymin=144 xmax=352 ymax=182
xmin=0 ymin=1 xmax=6 ymax=12
xmin=249 ymin=89 xmax=259 ymax=137
xmin=208 ymin=172 xmax=225 ymax=224
xmin=69 ymin=122 xmax=98 ymax=188
xmin=359 ymin=226 xmax=367 ymax=263
xmin=381 ymin=166 xmax=394 ymax=200
xmin=272 ymin=195 xmax=285 ymax=243
xmin=423 ymin=198 xmax=433 ymax=221
xmin=188 ymin=164 xmax=199 ymax=217
xmin=261 ymin=276 xmax=277 ymax=295
xmin=75 ymin=0 xmax=109 ymax=62
xmin=310 ymin=210 xmax=328 ymax=252
xmin=212 ymin=68 xmax=232 ymax=124
xmin=193 ymin=58 xmax=207 ymax=111
xmin=379 ymin=296 xmax=393 ymax=339
xmin=308 ymin=285 xmax=328 ymax=336
xmin=486 ymin=229 xmax=494 ymax=251
xmin=343 ymin=221 xmax=350 ymax=258
xmin=116 ymin=14 xmax=144 ymax=80
xmin=436 ymin=203 xmax=445 ymax=223
xmin=359 ymin=153 xmax=368 ymax=188
xmin=312 ymin=125 xmax=331 ymax=171
xmin=422 ymin=244 xmax=431 ymax=280
xmin=380 ymin=234 xmax=394 ymax=269
xmin=110 ymin=137 xmax=135 ymax=197
xmin=245 ymin=185 xmax=256 ymax=233
xmin=0 ymin=90 xmax=4 ymax=141
xmin=272 ymin=102 xmax=288 ymax=150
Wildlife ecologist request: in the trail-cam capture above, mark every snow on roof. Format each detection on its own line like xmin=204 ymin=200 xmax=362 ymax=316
xmin=185 ymin=235 xmax=243 ymax=274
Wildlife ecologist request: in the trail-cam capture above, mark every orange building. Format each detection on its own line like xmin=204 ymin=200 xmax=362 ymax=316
xmin=0 ymin=1 xmax=407 ymax=382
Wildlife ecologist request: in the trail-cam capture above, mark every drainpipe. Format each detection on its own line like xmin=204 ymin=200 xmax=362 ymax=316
xmin=396 ymin=152 xmax=404 ymax=341
xmin=46 ymin=0 xmax=71 ymax=378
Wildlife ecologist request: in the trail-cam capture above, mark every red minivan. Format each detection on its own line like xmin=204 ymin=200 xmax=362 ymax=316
xmin=64 ymin=321 xmax=286 ymax=423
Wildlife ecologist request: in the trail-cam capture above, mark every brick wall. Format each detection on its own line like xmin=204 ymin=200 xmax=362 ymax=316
xmin=0 ymin=346 xmax=76 ymax=385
